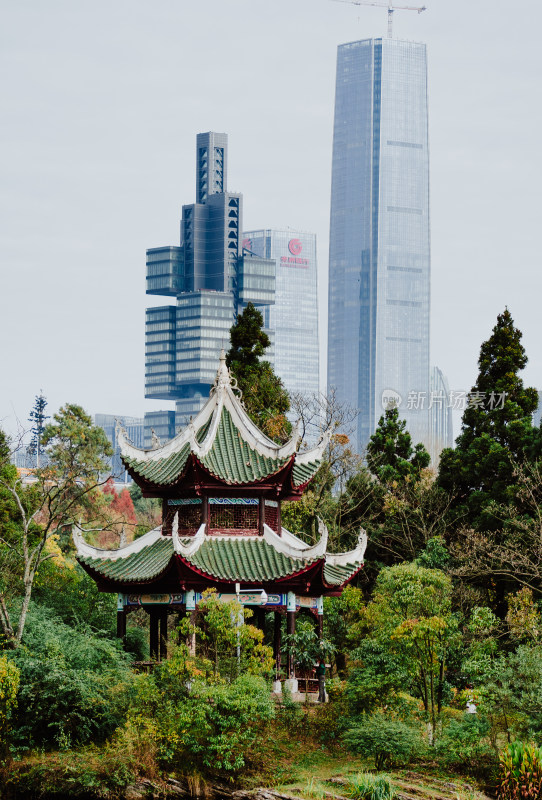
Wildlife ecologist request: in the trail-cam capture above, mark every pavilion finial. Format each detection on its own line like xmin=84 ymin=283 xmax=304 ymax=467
xmin=213 ymin=349 xmax=232 ymax=392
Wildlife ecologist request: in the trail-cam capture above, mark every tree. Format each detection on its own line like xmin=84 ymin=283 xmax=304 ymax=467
xmin=438 ymin=309 xmax=538 ymax=527
xmin=226 ymin=303 xmax=291 ymax=442
xmin=0 ymin=405 xmax=113 ymax=647
xmin=353 ymin=562 xmax=457 ymax=742
xmin=367 ymin=405 xmax=430 ymax=486
xmin=26 ymin=391 xmax=49 ymax=468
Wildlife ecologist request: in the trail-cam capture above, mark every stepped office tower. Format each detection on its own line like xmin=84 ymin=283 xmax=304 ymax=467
xmin=328 ymin=39 xmax=431 ymax=453
xmin=145 ymin=133 xmax=275 ymax=445
xmin=242 ymin=229 xmax=319 ymax=398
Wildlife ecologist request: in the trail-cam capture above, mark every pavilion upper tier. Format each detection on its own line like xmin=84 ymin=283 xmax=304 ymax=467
xmin=117 ymin=351 xmax=329 ymax=501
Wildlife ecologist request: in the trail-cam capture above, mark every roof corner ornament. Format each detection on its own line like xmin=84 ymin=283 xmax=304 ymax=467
xmin=150 ymin=429 xmax=161 ymax=450
xmin=115 ymin=419 xmax=131 ymax=445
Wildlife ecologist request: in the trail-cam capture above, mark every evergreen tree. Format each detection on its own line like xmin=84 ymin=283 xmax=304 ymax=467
xmin=438 ymin=308 xmax=538 ymax=527
xmin=367 ymin=405 xmax=430 ymax=486
xmin=27 ymin=392 xmax=49 ymax=468
xmin=226 ymin=303 xmax=291 ymax=442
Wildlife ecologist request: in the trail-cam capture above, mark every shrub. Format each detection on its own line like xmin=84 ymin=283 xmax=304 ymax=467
xmin=0 ymin=655 xmax=19 ymax=764
xmin=2 ymin=741 xmax=138 ymax=798
xmin=348 ymin=772 xmax=396 ymax=800
xmin=498 ymin=741 xmax=542 ymax=800
xmin=344 ymin=712 xmax=425 ymax=770
xmin=128 ymin=672 xmax=275 ymax=775
xmin=10 ymin=604 xmax=134 ymax=750
xmin=435 ymin=714 xmax=497 ymax=778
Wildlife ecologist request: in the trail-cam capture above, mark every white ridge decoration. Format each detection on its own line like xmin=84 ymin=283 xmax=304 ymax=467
xmin=72 ymin=523 xmax=163 ymax=561
xmin=326 ymin=529 xmax=367 ymax=566
xmin=172 ymin=521 xmax=207 ymax=557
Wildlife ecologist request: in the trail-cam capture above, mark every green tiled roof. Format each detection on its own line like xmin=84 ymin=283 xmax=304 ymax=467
xmin=77 ymin=535 xmax=362 ymax=588
xmin=187 ymin=536 xmax=313 ymax=582
xmin=323 ymin=561 xmax=362 ymax=586
xmin=200 ymin=408 xmax=288 ymax=484
xmin=79 ymin=538 xmax=175 ymax=583
xmin=124 ymin=444 xmax=191 ymax=486
xmin=292 ymin=460 xmax=321 ymax=487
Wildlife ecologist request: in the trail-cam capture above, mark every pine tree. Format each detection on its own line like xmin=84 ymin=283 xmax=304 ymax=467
xmin=226 ymin=303 xmax=291 ymax=443
xmin=27 ymin=392 xmax=49 ymax=468
xmin=367 ymin=405 xmax=430 ymax=486
xmin=438 ymin=308 xmax=538 ymax=526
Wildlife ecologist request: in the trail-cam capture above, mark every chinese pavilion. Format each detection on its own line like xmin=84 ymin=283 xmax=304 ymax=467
xmin=74 ymin=352 xmax=366 ymax=691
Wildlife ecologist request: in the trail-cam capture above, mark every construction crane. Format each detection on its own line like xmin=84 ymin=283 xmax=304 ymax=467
xmin=331 ymin=0 xmax=427 ymax=39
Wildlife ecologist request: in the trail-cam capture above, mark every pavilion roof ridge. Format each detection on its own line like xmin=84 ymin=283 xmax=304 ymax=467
xmin=117 ymin=352 xmax=304 ymax=466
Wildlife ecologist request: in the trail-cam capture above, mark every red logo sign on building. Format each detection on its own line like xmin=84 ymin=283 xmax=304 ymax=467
xmin=242 ymin=238 xmax=252 ymax=251
xmin=288 ymin=239 xmax=302 ymax=256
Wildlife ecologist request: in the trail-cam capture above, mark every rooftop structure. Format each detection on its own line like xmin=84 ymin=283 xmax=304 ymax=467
xmin=75 ymin=354 xmax=366 ymax=693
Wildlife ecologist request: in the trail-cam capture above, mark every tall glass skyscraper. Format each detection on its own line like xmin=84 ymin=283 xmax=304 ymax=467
xmin=242 ymin=229 xmax=319 ymax=398
xmin=328 ymin=38 xmax=431 ymax=454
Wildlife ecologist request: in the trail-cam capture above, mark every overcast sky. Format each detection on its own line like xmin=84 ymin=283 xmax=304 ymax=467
xmin=1 ymin=0 xmax=541 ymax=442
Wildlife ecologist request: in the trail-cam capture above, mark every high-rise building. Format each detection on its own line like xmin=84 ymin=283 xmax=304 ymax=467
xmin=145 ymin=133 xmax=276 ymax=441
xmin=242 ymin=229 xmax=319 ymax=398
xmin=428 ymin=367 xmax=453 ymax=468
xmin=94 ymin=414 xmax=144 ymax=483
xmin=328 ymin=38 xmax=431 ymax=454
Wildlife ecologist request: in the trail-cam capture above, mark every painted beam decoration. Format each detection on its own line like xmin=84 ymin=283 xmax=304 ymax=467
xmin=121 ymin=591 xmax=321 ymax=609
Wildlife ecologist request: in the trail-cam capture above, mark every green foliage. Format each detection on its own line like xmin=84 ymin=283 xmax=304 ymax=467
xmin=9 ymin=604 xmax=134 ymax=750
xmin=347 ymin=772 xmax=396 ymax=800
xmin=367 ymin=406 xmax=430 ymax=485
xmin=33 ymin=559 xmax=117 ymax=633
xmin=189 ymin=589 xmax=274 ymax=680
xmin=0 ymin=655 xmax=19 ymax=763
xmin=439 ymin=309 xmax=538 ymax=527
xmin=226 ymin=303 xmax=291 ymax=442
xmin=498 ymin=741 xmax=542 ymax=800
xmin=344 ymin=712 xmax=425 ymax=770
xmin=42 ymin=403 xmax=113 ymax=482
xmin=416 ymin=536 xmax=450 ymax=570
xmin=346 ymin=639 xmax=410 ymax=714
xmin=282 ymin=616 xmax=335 ymax=673
xmin=351 ymin=562 xmax=457 ymax=739
xmin=324 ymin=585 xmax=365 ymax=676
xmin=0 ymin=405 xmax=116 ymax=648
xmin=128 ymin=671 xmax=274 ymax=775
xmin=435 ymin=715 xmax=496 ymax=775
xmin=3 ymin=741 xmax=139 ymax=798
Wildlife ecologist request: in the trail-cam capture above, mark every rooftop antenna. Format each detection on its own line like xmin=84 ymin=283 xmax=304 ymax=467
xmin=331 ymin=0 xmax=426 ymax=38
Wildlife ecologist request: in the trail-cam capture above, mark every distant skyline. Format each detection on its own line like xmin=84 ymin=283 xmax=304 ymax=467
xmin=2 ymin=0 xmax=541 ymax=444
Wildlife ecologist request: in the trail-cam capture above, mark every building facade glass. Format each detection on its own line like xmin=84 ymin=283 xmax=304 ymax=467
xmin=243 ymin=229 xmax=319 ymax=398
xmin=144 ymin=133 xmax=276 ymax=442
xmin=328 ymin=38 xmax=430 ymax=453
xmin=428 ymin=366 xmax=453 ymax=468
xmin=94 ymin=414 xmax=144 ymax=483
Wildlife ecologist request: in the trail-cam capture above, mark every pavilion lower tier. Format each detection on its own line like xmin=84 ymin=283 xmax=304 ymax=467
xmin=116 ymin=589 xmax=324 ymax=687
